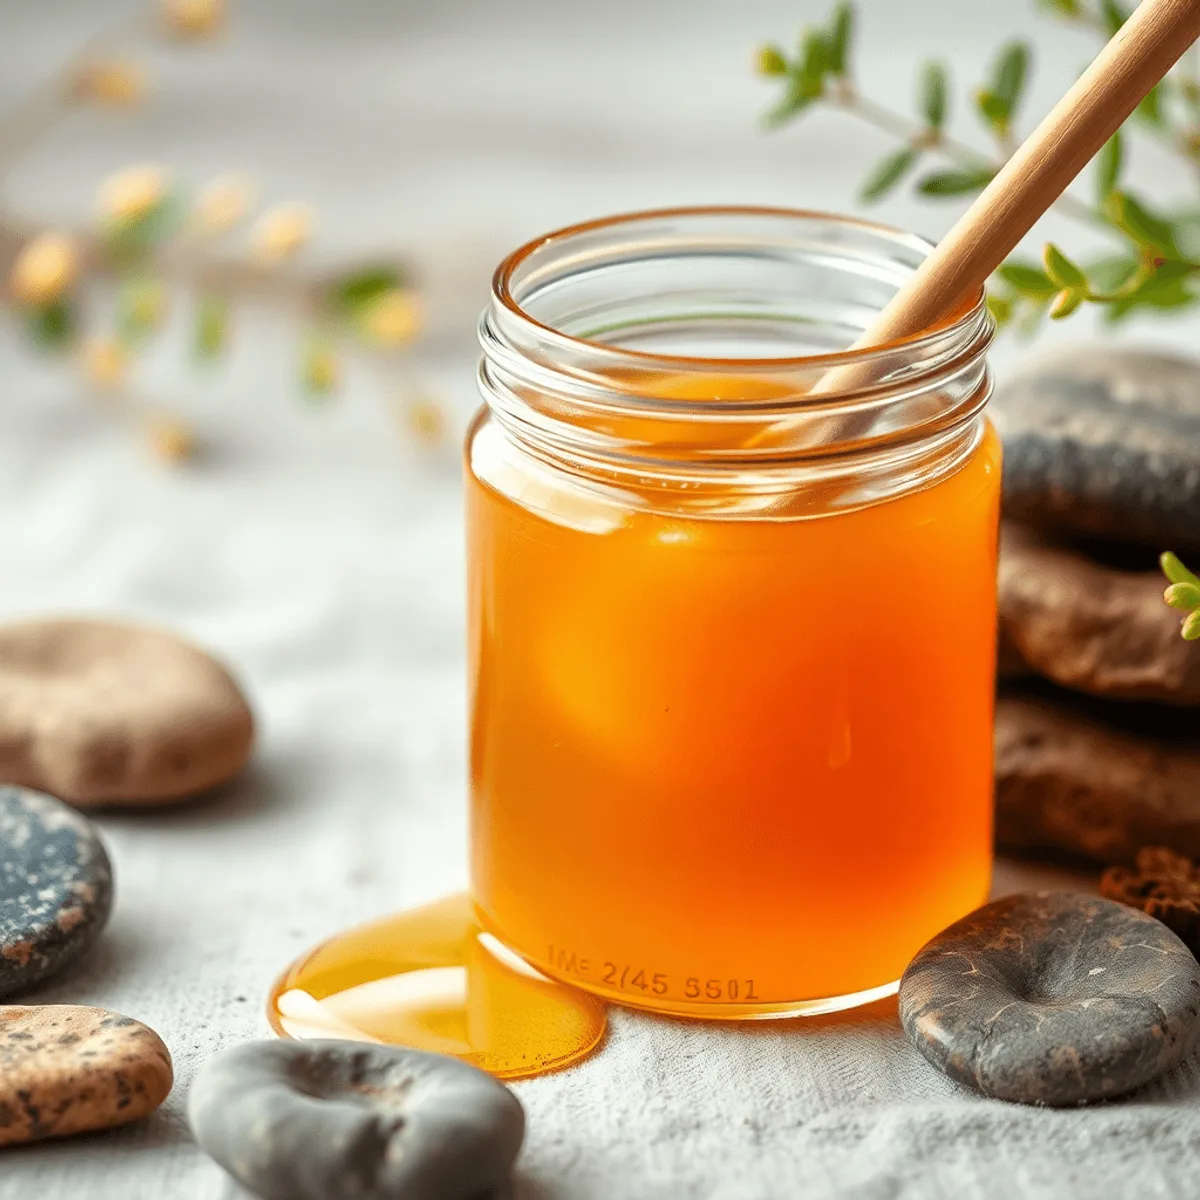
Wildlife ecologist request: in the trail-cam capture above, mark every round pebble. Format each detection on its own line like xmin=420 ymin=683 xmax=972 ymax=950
xmin=994 ymin=345 xmax=1200 ymax=551
xmin=189 ymin=1040 xmax=526 ymax=1200
xmin=0 ymin=786 xmax=113 ymax=999
xmin=0 ymin=618 xmax=254 ymax=807
xmin=0 ymin=1005 xmax=173 ymax=1146
xmin=900 ymin=891 xmax=1200 ymax=1106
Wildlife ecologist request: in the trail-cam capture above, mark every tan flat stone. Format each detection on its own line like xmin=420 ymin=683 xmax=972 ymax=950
xmin=995 ymin=691 xmax=1200 ymax=865
xmin=999 ymin=523 xmax=1200 ymax=705
xmin=0 ymin=1005 xmax=173 ymax=1147
xmin=0 ymin=619 xmax=253 ymax=807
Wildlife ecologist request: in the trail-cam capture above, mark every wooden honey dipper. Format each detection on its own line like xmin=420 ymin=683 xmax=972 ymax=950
xmin=760 ymin=0 xmax=1200 ymax=441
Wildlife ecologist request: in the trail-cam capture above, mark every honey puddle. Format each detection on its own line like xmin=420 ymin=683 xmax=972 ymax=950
xmin=268 ymin=893 xmax=607 ymax=1080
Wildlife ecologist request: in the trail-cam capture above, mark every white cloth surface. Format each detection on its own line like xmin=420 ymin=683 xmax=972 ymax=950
xmin=1 ymin=2 xmax=1199 ymax=1197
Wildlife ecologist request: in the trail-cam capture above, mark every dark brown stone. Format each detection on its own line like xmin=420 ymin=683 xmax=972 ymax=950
xmin=1101 ymin=847 xmax=1200 ymax=957
xmin=995 ymin=691 xmax=1200 ymax=865
xmin=0 ymin=1005 xmax=172 ymax=1146
xmin=998 ymin=524 xmax=1200 ymax=705
xmin=994 ymin=345 xmax=1200 ymax=551
xmin=899 ymin=891 xmax=1200 ymax=1106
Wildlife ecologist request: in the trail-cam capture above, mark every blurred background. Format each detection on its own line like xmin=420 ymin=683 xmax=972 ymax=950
xmin=3 ymin=0 xmax=1197 ymax=473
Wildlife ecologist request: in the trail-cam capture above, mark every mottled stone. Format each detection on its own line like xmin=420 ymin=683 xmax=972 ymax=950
xmin=999 ymin=523 xmax=1200 ymax=704
xmin=993 ymin=346 xmax=1200 ymax=551
xmin=900 ymin=891 xmax=1200 ymax=1106
xmin=188 ymin=1040 xmax=525 ymax=1200
xmin=1102 ymin=847 xmax=1200 ymax=957
xmin=0 ymin=1005 xmax=173 ymax=1146
xmin=994 ymin=691 xmax=1200 ymax=865
xmin=0 ymin=787 xmax=113 ymax=999
xmin=0 ymin=619 xmax=254 ymax=807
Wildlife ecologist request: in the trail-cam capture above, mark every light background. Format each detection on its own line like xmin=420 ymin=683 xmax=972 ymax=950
xmin=0 ymin=3 xmax=1195 ymax=1198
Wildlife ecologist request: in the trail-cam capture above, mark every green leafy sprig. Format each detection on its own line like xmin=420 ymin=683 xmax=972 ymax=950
xmin=757 ymin=1 xmax=1200 ymax=333
xmin=1163 ymin=554 xmax=1200 ymax=641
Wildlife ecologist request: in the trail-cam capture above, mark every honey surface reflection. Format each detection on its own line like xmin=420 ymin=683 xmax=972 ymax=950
xmin=268 ymin=893 xmax=606 ymax=1079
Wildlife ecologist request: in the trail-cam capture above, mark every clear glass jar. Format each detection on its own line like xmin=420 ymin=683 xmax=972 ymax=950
xmin=468 ymin=207 xmax=999 ymax=1018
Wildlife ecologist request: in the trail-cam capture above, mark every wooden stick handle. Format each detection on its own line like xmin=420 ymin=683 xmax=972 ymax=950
xmin=856 ymin=0 xmax=1200 ymax=353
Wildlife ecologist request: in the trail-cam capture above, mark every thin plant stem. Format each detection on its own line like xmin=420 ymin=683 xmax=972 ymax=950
xmin=831 ymin=83 xmax=1106 ymax=230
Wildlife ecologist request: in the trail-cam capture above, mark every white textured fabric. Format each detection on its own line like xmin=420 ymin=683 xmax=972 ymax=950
xmin=2 ymin=2 xmax=1199 ymax=1197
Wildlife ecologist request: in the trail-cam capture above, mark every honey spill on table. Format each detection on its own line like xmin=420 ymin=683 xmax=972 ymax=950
xmin=267 ymin=892 xmax=607 ymax=1080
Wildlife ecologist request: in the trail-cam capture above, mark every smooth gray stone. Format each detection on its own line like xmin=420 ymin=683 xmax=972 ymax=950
xmin=188 ymin=1040 xmax=526 ymax=1200
xmin=899 ymin=891 xmax=1200 ymax=1106
xmin=0 ymin=786 xmax=113 ymax=999
xmin=993 ymin=346 xmax=1200 ymax=551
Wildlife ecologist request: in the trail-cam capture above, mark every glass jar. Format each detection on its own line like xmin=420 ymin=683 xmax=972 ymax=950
xmin=468 ymin=207 xmax=999 ymax=1018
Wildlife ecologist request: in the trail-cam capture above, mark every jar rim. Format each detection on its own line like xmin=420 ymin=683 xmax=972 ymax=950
xmin=490 ymin=204 xmax=986 ymax=371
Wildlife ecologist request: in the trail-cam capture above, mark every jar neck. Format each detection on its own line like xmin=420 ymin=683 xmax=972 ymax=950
xmin=476 ymin=207 xmax=993 ymax=515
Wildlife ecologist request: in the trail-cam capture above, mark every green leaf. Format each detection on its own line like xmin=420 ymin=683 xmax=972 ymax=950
xmin=1096 ymin=131 xmax=1122 ymax=202
xmin=985 ymin=292 xmax=1014 ymax=326
xmin=921 ymin=62 xmax=948 ymax=130
xmin=796 ymin=27 xmax=830 ymax=96
xmin=1165 ymin=582 xmax=1200 ymax=610
xmin=993 ymin=41 xmax=1030 ymax=114
xmin=859 ymin=147 xmax=918 ymax=203
xmin=329 ymin=266 xmax=404 ymax=319
xmin=1036 ymin=0 xmax=1081 ymax=15
xmin=101 ymin=196 xmax=180 ymax=258
xmin=194 ymin=294 xmax=229 ymax=361
xmin=1101 ymin=0 xmax=1129 ymax=35
xmin=975 ymin=89 xmax=1009 ymax=133
xmin=916 ymin=166 xmax=994 ymax=196
xmin=996 ymin=260 xmax=1059 ymax=298
xmin=826 ymin=3 xmax=853 ymax=76
xmin=1049 ymin=287 xmax=1084 ymax=319
xmin=1137 ymin=83 xmax=1165 ymax=127
xmin=1042 ymin=243 xmax=1087 ymax=288
xmin=1085 ymin=253 xmax=1141 ymax=294
xmin=117 ymin=276 xmax=166 ymax=343
xmin=1106 ymin=191 xmax=1179 ymax=255
xmin=1103 ymin=260 xmax=1196 ymax=322
xmin=1169 ymin=207 xmax=1200 ymax=259
xmin=26 ymin=299 xmax=73 ymax=351
xmin=1162 ymin=551 xmax=1200 ymax=588
xmin=763 ymin=88 xmax=817 ymax=128
xmin=300 ymin=335 xmax=339 ymax=398
xmin=1184 ymin=609 xmax=1200 ymax=640
xmin=757 ymin=45 xmax=789 ymax=77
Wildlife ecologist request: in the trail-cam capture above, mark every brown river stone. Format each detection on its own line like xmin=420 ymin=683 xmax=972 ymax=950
xmin=0 ymin=1005 xmax=173 ymax=1146
xmin=0 ymin=619 xmax=253 ymax=807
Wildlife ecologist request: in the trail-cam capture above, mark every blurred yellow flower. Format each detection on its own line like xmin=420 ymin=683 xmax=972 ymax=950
xmin=9 ymin=233 xmax=80 ymax=306
xmin=192 ymin=173 xmax=255 ymax=234
xmin=73 ymin=59 xmax=148 ymax=107
xmin=122 ymin=277 xmax=169 ymax=334
xmin=147 ymin=416 xmax=197 ymax=462
xmin=405 ymin=397 xmax=446 ymax=444
xmin=98 ymin=165 xmax=170 ymax=226
xmin=302 ymin=344 xmax=339 ymax=394
xmin=251 ymin=204 xmax=315 ymax=262
xmin=364 ymin=289 xmax=422 ymax=346
xmin=80 ymin=337 xmax=129 ymax=391
xmin=163 ymin=0 xmax=225 ymax=38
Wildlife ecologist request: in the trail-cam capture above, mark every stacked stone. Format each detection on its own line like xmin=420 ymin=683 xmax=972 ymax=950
xmin=991 ymin=345 xmax=1200 ymax=867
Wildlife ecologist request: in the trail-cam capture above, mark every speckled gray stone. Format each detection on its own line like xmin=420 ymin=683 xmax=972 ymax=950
xmin=900 ymin=891 xmax=1200 ymax=1106
xmin=188 ymin=1040 xmax=525 ymax=1200
xmin=0 ymin=786 xmax=113 ymax=999
xmin=993 ymin=346 xmax=1200 ymax=551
